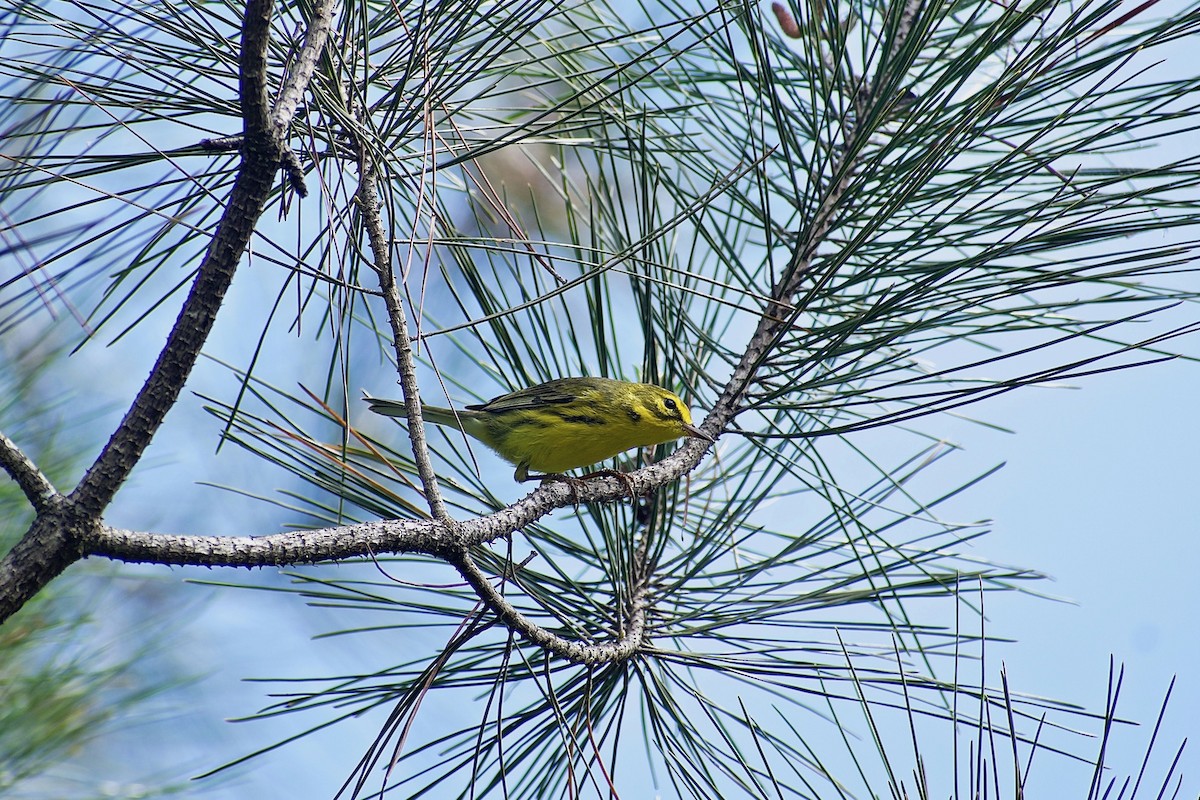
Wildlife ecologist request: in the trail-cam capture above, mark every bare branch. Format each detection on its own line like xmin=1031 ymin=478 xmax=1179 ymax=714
xmin=353 ymin=133 xmax=453 ymax=523
xmin=84 ymin=448 xmax=699 ymax=568
xmin=67 ymin=0 xmax=281 ymax=519
xmin=91 ymin=519 xmax=459 ymax=567
xmin=0 ymin=431 xmax=58 ymax=513
xmin=451 ymin=550 xmax=650 ymax=665
xmin=270 ymin=0 xmax=335 ymax=135
xmin=0 ymin=513 xmax=91 ymax=622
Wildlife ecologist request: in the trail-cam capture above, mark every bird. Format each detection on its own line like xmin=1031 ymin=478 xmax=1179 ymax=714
xmin=364 ymin=376 xmax=713 ymax=483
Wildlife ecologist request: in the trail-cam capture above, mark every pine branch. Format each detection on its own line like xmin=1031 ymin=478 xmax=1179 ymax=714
xmin=68 ymin=0 xmax=279 ymax=518
xmin=85 ymin=452 xmax=691 ymax=564
xmin=0 ymin=431 xmax=58 ymax=513
xmin=0 ymin=0 xmax=335 ymax=623
xmin=452 ymin=549 xmax=649 ymax=664
xmin=352 ymin=118 xmax=452 ymax=523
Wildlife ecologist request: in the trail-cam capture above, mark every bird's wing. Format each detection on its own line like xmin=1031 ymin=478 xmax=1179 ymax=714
xmin=467 ymin=378 xmax=592 ymax=413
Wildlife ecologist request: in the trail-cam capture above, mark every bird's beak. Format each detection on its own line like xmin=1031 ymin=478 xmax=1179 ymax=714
xmin=683 ymin=423 xmax=715 ymax=443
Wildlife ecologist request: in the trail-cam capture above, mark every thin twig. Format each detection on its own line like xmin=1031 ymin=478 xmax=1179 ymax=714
xmin=702 ymin=0 xmax=925 ymax=439
xmin=198 ymin=0 xmax=333 ymax=190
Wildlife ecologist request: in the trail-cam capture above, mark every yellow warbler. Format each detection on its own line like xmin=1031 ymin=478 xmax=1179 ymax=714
xmin=364 ymin=377 xmax=712 ymax=482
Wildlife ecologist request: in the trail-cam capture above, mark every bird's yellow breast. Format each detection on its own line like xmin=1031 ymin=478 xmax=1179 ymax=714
xmin=486 ymin=403 xmax=686 ymax=474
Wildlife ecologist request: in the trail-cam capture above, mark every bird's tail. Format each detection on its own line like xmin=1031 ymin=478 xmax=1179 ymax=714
xmin=416 ymin=404 xmax=462 ymax=428
xmin=363 ymin=395 xmax=460 ymax=428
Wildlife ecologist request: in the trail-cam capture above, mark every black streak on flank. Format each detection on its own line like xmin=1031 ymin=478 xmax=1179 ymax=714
xmin=560 ymin=413 xmax=606 ymax=427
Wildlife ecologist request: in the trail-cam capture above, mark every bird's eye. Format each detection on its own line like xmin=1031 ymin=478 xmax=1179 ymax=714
xmin=663 ymin=398 xmax=678 ymax=412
